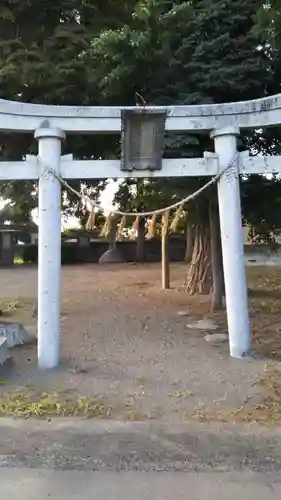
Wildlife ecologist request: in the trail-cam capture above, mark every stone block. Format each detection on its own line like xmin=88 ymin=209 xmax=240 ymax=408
xmin=0 ymin=337 xmax=9 ymax=367
xmin=204 ymin=333 xmax=228 ymax=345
xmin=185 ymin=319 xmax=218 ymax=331
xmin=0 ymin=322 xmax=34 ymax=348
xmin=177 ymin=311 xmax=189 ymax=317
xmin=99 ymin=248 xmax=123 ymax=264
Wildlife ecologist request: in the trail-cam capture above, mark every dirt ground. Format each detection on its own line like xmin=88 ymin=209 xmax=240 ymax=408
xmin=0 ymin=262 xmax=281 ymax=422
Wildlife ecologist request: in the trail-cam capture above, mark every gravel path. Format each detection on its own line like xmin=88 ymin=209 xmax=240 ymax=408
xmin=1 ymin=419 xmax=281 ymax=473
xmin=2 ymin=419 xmax=281 ymax=498
xmin=0 ymin=263 xmax=270 ymax=421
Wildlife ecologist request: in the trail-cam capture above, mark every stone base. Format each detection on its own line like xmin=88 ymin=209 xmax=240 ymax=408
xmin=185 ymin=319 xmax=218 ymax=331
xmin=0 ymin=337 xmax=9 ymax=367
xmin=99 ymin=249 xmax=123 ymax=264
xmin=204 ymin=333 xmax=228 ymax=345
xmin=0 ymin=322 xmax=34 ymax=348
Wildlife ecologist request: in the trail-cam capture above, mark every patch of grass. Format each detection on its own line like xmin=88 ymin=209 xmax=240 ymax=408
xmin=134 ymin=377 xmax=146 ymax=387
xmin=191 ymin=366 xmax=281 ymax=426
xmin=0 ymin=390 xmax=111 ymax=419
xmin=0 ymin=298 xmax=36 ymax=322
xmin=3 ymin=300 xmax=23 ymax=312
xmin=252 ymin=366 xmax=281 ymax=424
xmin=169 ymin=390 xmax=193 ymax=399
xmin=0 ymin=298 xmax=33 ymax=315
xmin=0 ymin=389 xmax=149 ymax=421
xmin=127 ymin=281 xmax=151 ymax=289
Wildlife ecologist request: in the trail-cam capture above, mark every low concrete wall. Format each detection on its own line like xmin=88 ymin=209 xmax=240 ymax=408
xmin=244 ymin=245 xmax=281 ymax=267
xmin=0 ymin=232 xmax=15 ymax=266
xmin=75 ymin=241 xmax=281 ymax=267
xmin=17 ymin=239 xmax=281 ymax=267
xmin=72 ymin=237 xmax=186 ymax=263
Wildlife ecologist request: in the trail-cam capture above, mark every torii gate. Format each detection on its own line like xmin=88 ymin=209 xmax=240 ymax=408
xmin=1 ymin=95 xmax=281 ymax=369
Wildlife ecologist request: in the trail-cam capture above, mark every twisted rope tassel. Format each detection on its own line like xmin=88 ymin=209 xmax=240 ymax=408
xmin=100 ymin=213 xmax=110 ymax=237
xmin=85 ymin=206 xmax=96 ymax=231
xmin=116 ymin=215 xmax=126 ymax=241
xmin=130 ymin=215 xmax=140 ymax=240
xmin=169 ymin=204 xmax=185 ymax=233
xmin=147 ymin=213 xmax=157 ymax=239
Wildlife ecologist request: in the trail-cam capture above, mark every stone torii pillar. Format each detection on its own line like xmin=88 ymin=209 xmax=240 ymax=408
xmin=35 ymin=122 xmax=65 ymax=369
xmin=212 ymin=126 xmax=251 ymax=358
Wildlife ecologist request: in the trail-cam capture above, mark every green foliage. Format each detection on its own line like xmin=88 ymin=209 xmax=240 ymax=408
xmin=256 ymin=1 xmax=281 ymax=39
xmin=1 ymin=0 xmax=281 ymax=244
xmin=91 ymin=0 xmax=275 ymax=236
xmin=0 ymin=0 xmax=138 ymax=104
xmin=0 ymin=0 xmax=137 ymax=222
xmin=89 ymin=0 xmax=269 ymax=105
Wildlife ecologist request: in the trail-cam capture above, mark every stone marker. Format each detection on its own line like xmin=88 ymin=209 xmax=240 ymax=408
xmin=99 ymin=248 xmax=123 ymax=264
xmin=0 ymin=322 xmax=34 ymax=348
xmin=204 ymin=333 xmax=228 ymax=345
xmin=0 ymin=337 xmax=9 ymax=367
xmin=185 ymin=319 xmax=218 ymax=331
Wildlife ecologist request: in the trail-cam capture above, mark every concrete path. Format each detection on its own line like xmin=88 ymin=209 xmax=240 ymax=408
xmin=1 ymin=418 xmax=281 ymax=472
xmin=1 ymin=469 xmax=281 ymax=500
xmin=1 ymin=419 xmax=281 ymax=498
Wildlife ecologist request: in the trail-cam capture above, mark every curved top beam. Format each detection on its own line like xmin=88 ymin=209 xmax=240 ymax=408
xmin=0 ymin=94 xmax=281 ymax=133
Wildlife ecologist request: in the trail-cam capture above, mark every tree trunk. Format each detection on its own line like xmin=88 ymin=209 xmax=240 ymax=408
xmin=209 ymin=196 xmax=225 ymax=310
xmin=185 ymin=222 xmax=195 ymax=262
xmin=184 ymin=217 xmax=212 ymax=295
xmin=136 ymin=216 xmax=146 ymax=262
xmin=108 ymin=216 xmax=117 ymax=250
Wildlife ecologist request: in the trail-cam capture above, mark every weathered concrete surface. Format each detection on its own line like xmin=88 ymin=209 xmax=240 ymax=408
xmin=1 ymin=469 xmax=281 ymax=500
xmin=99 ymin=248 xmax=123 ymax=264
xmin=185 ymin=319 xmax=218 ymax=330
xmin=2 ymin=92 xmax=281 ymax=133
xmin=204 ymin=333 xmax=228 ymax=345
xmin=1 ymin=419 xmax=281 ymax=498
xmin=1 ymin=419 xmax=281 ymax=473
xmin=0 ymin=321 xmax=33 ymax=348
xmin=0 ymin=337 xmax=8 ymax=367
xmin=245 ymin=253 xmax=281 ymax=267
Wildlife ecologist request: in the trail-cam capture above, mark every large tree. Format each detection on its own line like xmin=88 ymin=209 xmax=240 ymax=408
xmin=241 ymin=2 xmax=281 ymax=246
xmin=1 ymin=0 xmax=281 ymax=298
xmin=88 ymin=0 xmax=271 ymax=303
xmin=0 ymin=0 xmax=138 ymax=223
